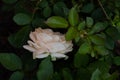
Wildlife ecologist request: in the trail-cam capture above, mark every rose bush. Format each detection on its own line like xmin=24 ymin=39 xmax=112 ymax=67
xmin=23 ymin=28 xmax=73 ymax=61
xmin=1 ymin=0 xmax=120 ymax=80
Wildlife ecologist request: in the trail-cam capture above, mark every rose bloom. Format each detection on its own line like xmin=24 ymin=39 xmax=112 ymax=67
xmin=23 ymin=27 xmax=73 ymax=61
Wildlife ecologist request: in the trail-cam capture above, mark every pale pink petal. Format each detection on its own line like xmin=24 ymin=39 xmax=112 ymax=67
xmin=35 ymin=28 xmax=42 ymax=33
xmin=52 ymin=35 xmax=60 ymax=41
xmin=35 ymin=48 xmax=48 ymax=54
xmin=51 ymin=53 xmax=68 ymax=61
xmin=23 ymin=45 xmax=36 ymax=52
xmin=36 ymin=53 xmax=49 ymax=58
xmin=27 ymin=41 xmax=40 ymax=49
xmin=37 ymin=33 xmax=53 ymax=43
xmin=47 ymin=42 xmax=66 ymax=53
xmin=43 ymin=29 xmax=54 ymax=34
xmin=30 ymin=32 xmax=37 ymax=42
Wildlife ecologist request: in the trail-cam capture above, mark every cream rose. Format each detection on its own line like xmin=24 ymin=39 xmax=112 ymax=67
xmin=23 ymin=27 xmax=73 ymax=61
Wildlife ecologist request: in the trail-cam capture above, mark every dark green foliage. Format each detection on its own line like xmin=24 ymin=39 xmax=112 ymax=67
xmin=1 ymin=0 xmax=120 ymax=80
xmin=9 ymin=71 xmax=24 ymax=80
xmin=8 ymin=26 xmax=31 ymax=48
xmin=13 ymin=13 xmax=32 ymax=25
xmin=37 ymin=57 xmax=53 ymax=80
xmin=0 ymin=53 xmax=22 ymax=71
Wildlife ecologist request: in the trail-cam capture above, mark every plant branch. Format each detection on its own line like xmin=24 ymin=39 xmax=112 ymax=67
xmin=32 ymin=0 xmax=42 ymax=19
xmin=97 ymin=0 xmax=115 ymax=26
xmin=97 ymin=0 xmax=110 ymax=20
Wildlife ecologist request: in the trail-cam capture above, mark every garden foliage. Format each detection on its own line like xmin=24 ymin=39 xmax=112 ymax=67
xmin=1 ymin=0 xmax=120 ymax=80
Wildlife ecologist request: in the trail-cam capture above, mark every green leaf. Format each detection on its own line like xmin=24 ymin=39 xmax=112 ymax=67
xmin=38 ymin=0 xmax=48 ymax=8
xmin=0 ymin=53 xmax=22 ymax=71
xmin=13 ymin=13 xmax=31 ymax=25
xmin=9 ymin=71 xmax=24 ymax=80
xmin=76 ymin=68 xmax=91 ymax=80
xmin=81 ymin=3 xmax=94 ymax=13
xmin=74 ymin=53 xmax=89 ymax=68
xmin=32 ymin=17 xmax=45 ymax=27
xmin=78 ymin=42 xmax=91 ymax=54
xmin=21 ymin=53 xmax=37 ymax=71
xmin=105 ymin=36 xmax=115 ymax=50
xmin=89 ymin=35 xmax=105 ymax=45
xmin=37 ymin=57 xmax=53 ymax=80
xmin=43 ymin=6 xmax=51 ymax=18
xmin=68 ymin=7 xmax=79 ymax=26
xmin=52 ymin=72 xmax=61 ymax=80
xmin=89 ymin=22 xmax=107 ymax=34
xmin=53 ymin=2 xmax=68 ymax=17
xmin=113 ymin=56 xmax=120 ymax=66
xmin=46 ymin=16 xmax=68 ymax=28
xmin=91 ymin=69 xmax=101 ymax=80
xmin=62 ymin=68 xmax=73 ymax=80
xmin=91 ymin=50 xmax=96 ymax=57
xmin=86 ymin=17 xmax=94 ymax=28
xmin=94 ymin=46 xmax=109 ymax=56
xmin=65 ymin=27 xmax=77 ymax=40
xmin=106 ymin=71 xmax=119 ymax=80
xmin=2 ymin=0 xmax=17 ymax=4
xmin=8 ymin=26 xmax=31 ymax=48
xmin=88 ymin=61 xmax=110 ymax=73
xmin=106 ymin=27 xmax=120 ymax=40
xmin=91 ymin=8 xmax=104 ymax=20
xmin=78 ymin=21 xmax=85 ymax=30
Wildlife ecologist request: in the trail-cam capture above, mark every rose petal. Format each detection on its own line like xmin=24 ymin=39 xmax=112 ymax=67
xmin=38 ymin=33 xmax=53 ymax=43
xmin=23 ymin=45 xmax=36 ymax=52
xmin=35 ymin=53 xmax=49 ymax=58
xmin=30 ymin=32 xmax=37 ymax=42
xmin=47 ymin=42 xmax=66 ymax=53
xmin=28 ymin=41 xmax=40 ymax=49
xmin=51 ymin=53 xmax=68 ymax=61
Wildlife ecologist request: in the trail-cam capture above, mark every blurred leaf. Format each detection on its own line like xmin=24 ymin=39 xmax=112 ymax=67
xmin=88 ymin=61 xmax=110 ymax=73
xmin=52 ymin=72 xmax=61 ymax=80
xmin=89 ymin=22 xmax=108 ymax=34
xmin=43 ymin=6 xmax=51 ymax=18
xmin=21 ymin=53 xmax=37 ymax=71
xmin=94 ymin=46 xmax=109 ymax=56
xmin=53 ymin=2 xmax=68 ymax=17
xmin=89 ymin=35 xmax=105 ymax=45
xmin=0 ymin=53 xmax=22 ymax=71
xmin=2 ymin=0 xmax=17 ymax=4
xmin=74 ymin=53 xmax=89 ymax=68
xmin=91 ymin=69 xmax=101 ymax=80
xmin=91 ymin=8 xmax=104 ymax=20
xmin=63 ymin=7 xmax=69 ymax=17
xmin=76 ymin=68 xmax=91 ymax=80
xmin=65 ymin=27 xmax=77 ymax=40
xmin=81 ymin=3 xmax=94 ymax=13
xmin=37 ymin=56 xmax=53 ymax=80
xmin=106 ymin=71 xmax=119 ymax=80
xmin=86 ymin=17 xmax=94 ymax=28
xmin=46 ymin=16 xmax=68 ymax=28
xmin=9 ymin=71 xmax=24 ymax=80
xmin=62 ymin=68 xmax=73 ymax=80
xmin=113 ymin=56 xmax=120 ymax=66
xmin=78 ymin=21 xmax=85 ymax=30
xmin=32 ymin=17 xmax=45 ymax=27
xmin=38 ymin=0 xmax=48 ymax=8
xmin=105 ymin=36 xmax=115 ymax=50
xmin=91 ymin=50 xmax=96 ymax=57
xmin=78 ymin=42 xmax=91 ymax=54
xmin=68 ymin=7 xmax=79 ymax=26
xmin=13 ymin=13 xmax=31 ymax=25
xmin=8 ymin=26 xmax=31 ymax=48
xmin=106 ymin=27 xmax=120 ymax=40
